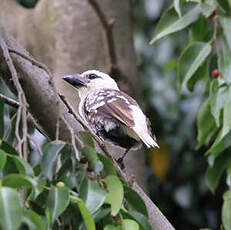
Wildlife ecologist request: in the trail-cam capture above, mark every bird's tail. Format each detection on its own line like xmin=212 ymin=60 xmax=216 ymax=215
xmin=133 ymin=128 xmax=159 ymax=148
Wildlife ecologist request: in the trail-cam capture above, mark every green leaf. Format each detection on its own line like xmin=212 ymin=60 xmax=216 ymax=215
xmin=150 ymin=4 xmax=201 ymax=44
xmin=22 ymin=209 xmax=46 ymax=230
xmin=222 ymin=189 xmax=231 ymax=230
xmin=217 ymin=0 xmax=230 ymax=12
xmin=189 ymin=16 xmax=212 ymax=42
xmin=72 ymin=197 xmax=96 ymax=230
xmin=174 ymin=0 xmax=182 ymax=17
xmin=124 ymin=186 xmax=148 ymax=216
xmin=187 ymin=60 xmax=208 ymax=91
xmin=206 ymin=131 xmax=231 ymax=156
xmin=178 ymin=42 xmax=211 ymax=89
xmin=41 ymin=141 xmax=65 ymax=180
xmin=220 ymin=17 xmax=231 ymax=50
xmin=197 ymin=99 xmax=216 ymax=148
xmin=105 ymin=175 xmax=124 ymax=216
xmin=81 ymin=146 xmax=103 ymax=172
xmin=80 ymin=178 xmax=106 ymax=214
xmin=209 ymin=79 xmax=227 ymax=127
xmin=200 ymin=2 xmax=216 ymax=17
xmin=226 ymin=167 xmax=231 ymax=187
xmin=47 ymin=185 xmax=70 ymax=224
xmin=93 ymin=207 xmax=110 ymax=223
xmin=104 ymin=225 xmax=121 ymax=230
xmin=11 ymin=155 xmax=34 ymax=177
xmin=79 ymin=131 xmax=94 ymax=148
xmin=127 ymin=211 xmax=152 ymax=230
xmin=98 ymin=154 xmax=117 ymax=175
xmin=0 ymin=149 xmax=7 ymax=171
xmin=0 ymin=187 xmax=23 ymax=230
xmin=0 ymin=140 xmax=18 ymax=155
xmin=122 ymin=219 xmax=139 ymax=230
xmin=222 ymin=85 xmax=231 ymax=138
xmin=2 ymin=174 xmax=41 ymax=200
xmin=0 ymin=100 xmax=4 ymax=139
xmin=206 ymin=151 xmax=231 ymax=193
xmin=218 ymin=43 xmax=231 ymax=83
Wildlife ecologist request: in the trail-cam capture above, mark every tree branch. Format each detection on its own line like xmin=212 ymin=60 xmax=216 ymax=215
xmin=0 ymin=25 xmax=175 ymax=230
xmin=0 ymin=92 xmax=19 ymax=108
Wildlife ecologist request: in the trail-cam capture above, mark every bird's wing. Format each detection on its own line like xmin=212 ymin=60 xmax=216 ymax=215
xmin=85 ymin=89 xmax=137 ymax=127
xmin=97 ymin=97 xmax=135 ymax=127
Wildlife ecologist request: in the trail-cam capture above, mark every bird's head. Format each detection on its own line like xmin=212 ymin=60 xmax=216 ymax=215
xmin=63 ymin=70 xmax=119 ymax=98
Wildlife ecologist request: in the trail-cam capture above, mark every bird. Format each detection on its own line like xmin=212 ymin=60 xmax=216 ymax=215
xmin=63 ymin=70 xmax=158 ymax=166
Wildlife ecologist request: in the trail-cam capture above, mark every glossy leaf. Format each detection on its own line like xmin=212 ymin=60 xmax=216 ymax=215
xmin=122 ymin=219 xmax=139 ymax=230
xmin=0 ymin=149 xmax=6 ymax=171
xmin=220 ymin=17 xmax=231 ymax=50
xmin=47 ymin=185 xmax=70 ymax=224
xmin=0 ymin=99 xmax=4 ymax=139
xmin=104 ymin=225 xmax=121 ymax=230
xmin=22 ymin=209 xmax=46 ymax=230
xmin=187 ymin=60 xmax=208 ymax=91
xmin=206 ymin=151 xmax=231 ymax=193
xmin=226 ymin=167 xmax=231 ymax=187
xmin=41 ymin=141 xmax=65 ymax=180
xmin=218 ymin=44 xmax=231 ymax=83
xmin=209 ymin=79 xmax=227 ymax=127
xmin=200 ymin=2 xmax=216 ymax=17
xmin=174 ymin=0 xmax=182 ymax=17
xmin=205 ymin=131 xmax=231 ymax=156
xmin=98 ymin=154 xmax=117 ymax=175
xmin=80 ymin=178 xmax=106 ymax=214
xmin=127 ymin=210 xmax=152 ymax=230
xmin=79 ymin=131 xmax=94 ymax=148
xmin=72 ymin=197 xmax=96 ymax=230
xmin=11 ymin=155 xmax=34 ymax=177
xmin=222 ymin=86 xmax=231 ymax=138
xmin=124 ymin=185 xmax=148 ymax=216
xmin=222 ymin=189 xmax=231 ymax=230
xmin=105 ymin=175 xmax=124 ymax=216
xmin=178 ymin=42 xmax=211 ymax=89
xmin=150 ymin=4 xmax=200 ymax=44
xmin=0 ymin=187 xmax=23 ymax=230
xmin=189 ymin=16 xmax=212 ymax=42
xmin=197 ymin=99 xmax=216 ymax=148
xmin=0 ymin=140 xmax=18 ymax=155
xmin=217 ymin=0 xmax=230 ymax=12
xmin=81 ymin=146 xmax=103 ymax=172
xmin=2 ymin=174 xmax=41 ymax=199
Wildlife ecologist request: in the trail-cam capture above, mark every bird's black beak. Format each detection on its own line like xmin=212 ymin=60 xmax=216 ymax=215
xmin=62 ymin=74 xmax=90 ymax=87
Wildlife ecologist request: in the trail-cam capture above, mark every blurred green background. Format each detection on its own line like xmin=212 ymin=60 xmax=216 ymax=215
xmin=14 ymin=0 xmax=225 ymax=229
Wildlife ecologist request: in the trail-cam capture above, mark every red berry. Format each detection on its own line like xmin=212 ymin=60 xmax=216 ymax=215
xmin=208 ymin=8 xmax=218 ymax=19
xmin=212 ymin=69 xmax=220 ymax=78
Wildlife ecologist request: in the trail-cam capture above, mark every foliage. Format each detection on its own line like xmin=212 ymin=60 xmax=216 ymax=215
xmin=150 ymin=0 xmax=231 ymax=229
xmin=0 ymin=83 xmax=150 ymax=230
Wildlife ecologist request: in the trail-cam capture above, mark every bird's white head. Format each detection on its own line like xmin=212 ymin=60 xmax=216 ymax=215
xmin=63 ymin=70 xmax=119 ymax=99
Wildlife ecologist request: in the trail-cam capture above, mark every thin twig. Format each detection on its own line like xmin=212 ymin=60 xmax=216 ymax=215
xmin=0 ymin=93 xmax=19 ymax=108
xmin=3 ymin=112 xmax=17 ymax=141
xmin=0 ymin=38 xmax=28 ymax=159
xmin=56 ymin=116 xmax=60 ymax=141
xmin=61 ymin=115 xmax=81 ymax=161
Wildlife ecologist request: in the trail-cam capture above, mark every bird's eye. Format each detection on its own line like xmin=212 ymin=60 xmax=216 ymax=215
xmin=89 ymin=73 xmax=100 ymax=80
